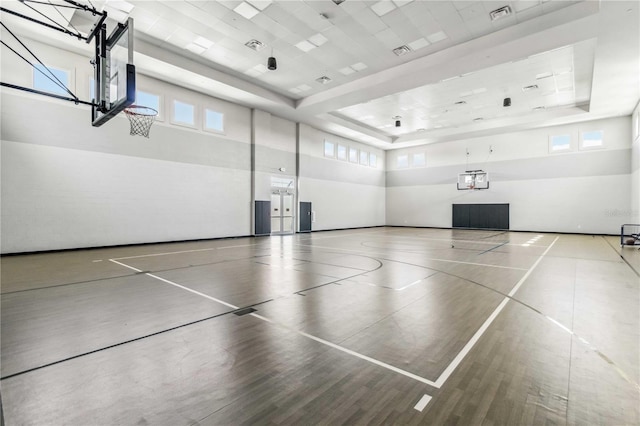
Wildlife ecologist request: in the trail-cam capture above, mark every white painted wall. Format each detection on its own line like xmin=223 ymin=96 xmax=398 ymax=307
xmin=631 ymin=104 xmax=640 ymax=225
xmin=1 ymin=39 xmax=254 ymax=253
xmin=298 ymin=124 xmax=385 ymax=231
xmin=386 ymin=117 xmax=633 ymax=234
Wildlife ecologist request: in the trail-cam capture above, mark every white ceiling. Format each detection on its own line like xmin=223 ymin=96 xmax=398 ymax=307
xmin=2 ymin=0 xmax=639 ymax=149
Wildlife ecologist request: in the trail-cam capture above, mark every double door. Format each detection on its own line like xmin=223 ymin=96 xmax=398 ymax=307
xmin=271 ymin=191 xmax=294 ymax=235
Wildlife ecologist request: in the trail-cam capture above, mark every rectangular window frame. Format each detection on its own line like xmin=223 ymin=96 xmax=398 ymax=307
xmin=579 ymin=130 xmax=604 ymax=151
xmin=203 ymin=107 xmax=225 ymax=134
xmin=548 ymin=134 xmax=573 ymax=154
xmin=171 ymin=99 xmax=197 ymax=128
xmin=412 ymin=152 xmax=426 ymax=167
xmin=337 ymin=144 xmax=347 ymax=161
xmin=370 ymin=153 xmax=377 ymax=168
xmin=136 ymin=89 xmax=164 ymax=121
xmin=33 ymin=64 xmax=74 ymax=97
xmin=324 ymin=140 xmax=336 ymax=158
xmin=359 ymin=150 xmax=369 ymax=166
xmin=397 ymin=154 xmax=409 ymax=169
xmin=349 ymin=147 xmax=359 ymax=164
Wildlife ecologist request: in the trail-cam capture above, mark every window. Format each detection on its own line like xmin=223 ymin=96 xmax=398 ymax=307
xmin=337 ymin=144 xmax=347 ymax=161
xmin=412 ymin=152 xmax=426 ymax=167
xmin=172 ymin=100 xmax=195 ymax=126
xmin=549 ymin=134 xmax=571 ymax=153
xmin=324 ymin=140 xmax=335 ymax=157
xmin=360 ymin=151 xmax=369 ymax=166
xmin=580 ymin=130 xmax=603 ymax=150
xmin=349 ymin=147 xmax=359 ymax=163
xmin=370 ymin=153 xmax=377 ymax=168
xmin=205 ymin=108 xmax=224 ymax=132
xmin=136 ymin=90 xmax=162 ymax=119
xmin=397 ymin=154 xmax=409 ymax=168
xmin=33 ymin=64 xmax=70 ymax=96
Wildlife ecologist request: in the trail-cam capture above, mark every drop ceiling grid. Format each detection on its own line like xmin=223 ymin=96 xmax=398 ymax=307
xmin=334 ymin=38 xmax=592 ymax=135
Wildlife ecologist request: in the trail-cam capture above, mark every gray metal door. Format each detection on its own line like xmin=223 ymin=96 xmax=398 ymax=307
xmin=300 ymin=202 xmax=312 ymax=232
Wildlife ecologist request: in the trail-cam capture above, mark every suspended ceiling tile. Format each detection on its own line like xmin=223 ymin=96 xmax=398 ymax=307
xmin=352 ymin=7 xmax=388 ymax=34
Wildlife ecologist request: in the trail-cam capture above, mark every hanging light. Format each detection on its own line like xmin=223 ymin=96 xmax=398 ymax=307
xmin=267 ymin=56 xmax=277 ymax=70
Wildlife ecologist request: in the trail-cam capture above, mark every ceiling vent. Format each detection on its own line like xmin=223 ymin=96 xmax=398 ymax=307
xmin=392 ymin=45 xmax=412 ymax=56
xmin=316 ymin=76 xmax=332 ymax=84
xmin=245 ymin=39 xmax=265 ymax=51
xmin=489 ymin=6 xmax=511 ymax=21
xmin=522 ymin=84 xmax=539 ymax=92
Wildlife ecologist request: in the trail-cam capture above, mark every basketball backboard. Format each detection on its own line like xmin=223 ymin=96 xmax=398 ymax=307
xmin=91 ymin=17 xmax=135 ymax=126
xmin=457 ymin=170 xmax=490 ymax=190
xmin=0 ymin=0 xmax=135 ymax=127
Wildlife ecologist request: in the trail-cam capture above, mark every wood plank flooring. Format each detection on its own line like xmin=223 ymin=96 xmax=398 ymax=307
xmin=1 ymin=228 xmax=638 ymax=425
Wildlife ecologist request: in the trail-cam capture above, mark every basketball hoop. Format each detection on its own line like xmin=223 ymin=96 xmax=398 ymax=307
xmin=124 ymin=105 xmax=158 ymax=137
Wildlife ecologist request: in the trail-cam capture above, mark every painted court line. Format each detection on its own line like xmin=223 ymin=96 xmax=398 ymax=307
xmin=293 ymin=243 xmax=528 ymax=271
xmin=109 ymin=237 xmax=558 ymax=394
xmin=113 ymin=247 xmax=218 ymax=260
xmin=249 ymin=312 xmax=439 ymax=387
xmin=108 ymin=258 xmax=438 ymax=387
xmin=108 ymin=259 xmax=239 ymax=309
xmin=414 ymin=394 xmax=432 ymax=412
xmin=431 ymin=235 xmax=559 ymax=388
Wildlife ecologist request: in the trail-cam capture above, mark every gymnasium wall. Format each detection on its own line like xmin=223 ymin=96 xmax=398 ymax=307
xmin=631 ymin=103 xmax=640 ymax=226
xmin=298 ymin=124 xmax=386 ymax=231
xmin=386 ymin=117 xmax=633 ymax=235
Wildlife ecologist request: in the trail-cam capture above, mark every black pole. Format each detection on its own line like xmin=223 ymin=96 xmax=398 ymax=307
xmin=1 ymin=82 xmax=98 ymax=107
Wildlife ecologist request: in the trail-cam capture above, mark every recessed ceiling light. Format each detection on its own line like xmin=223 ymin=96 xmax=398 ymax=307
xmin=371 ymin=0 xmax=397 ymax=16
xmin=473 ymin=117 xmax=484 ymax=122
xmin=332 ymin=0 xmax=346 ymax=4
xmin=253 ymin=63 xmax=268 ymax=73
xmin=308 ymin=33 xmax=328 ymax=47
xmin=532 ymin=106 xmax=546 ymax=111
xmin=408 ymin=38 xmax=429 ymax=50
xmin=522 ymin=84 xmax=539 ymax=92
xmin=351 ymin=62 xmax=368 ymax=71
xmin=234 ymin=2 xmax=260 ymax=20
xmin=244 ymin=69 xmax=262 ymax=77
xmin=295 ymin=40 xmax=316 ymax=52
xmin=316 ymin=76 xmax=332 ymax=84
xmin=185 ymin=43 xmax=206 ymax=54
xmin=554 ymin=67 xmax=572 ymax=75
xmin=246 ymin=0 xmax=272 ymax=11
xmin=193 ymin=36 xmax=214 ymax=49
xmin=454 ymin=100 xmax=467 ymax=105
xmin=338 ymin=67 xmax=356 ymax=75
xmin=489 ymin=5 xmax=512 ymax=21
xmin=392 ymin=45 xmax=412 ymax=56
xmin=426 ymin=31 xmax=447 ymax=43
xmin=245 ymin=39 xmax=265 ymax=51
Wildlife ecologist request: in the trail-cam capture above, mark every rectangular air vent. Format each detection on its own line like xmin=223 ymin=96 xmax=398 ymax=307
xmin=245 ymin=39 xmax=265 ymax=51
xmin=489 ymin=6 xmax=511 ymax=21
xmin=392 ymin=45 xmax=412 ymax=56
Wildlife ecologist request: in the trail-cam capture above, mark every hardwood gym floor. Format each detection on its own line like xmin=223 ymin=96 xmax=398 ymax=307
xmin=1 ymin=227 xmax=638 ymax=425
